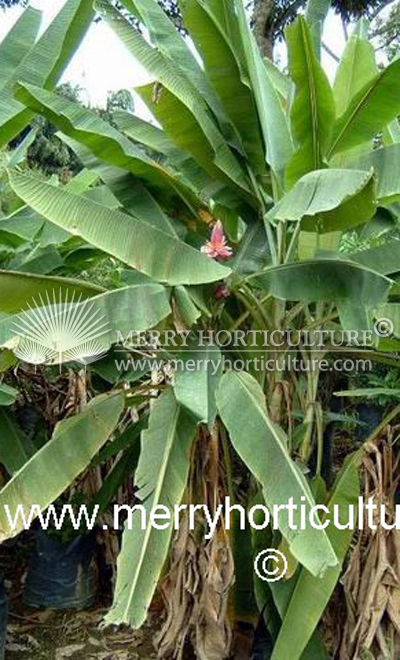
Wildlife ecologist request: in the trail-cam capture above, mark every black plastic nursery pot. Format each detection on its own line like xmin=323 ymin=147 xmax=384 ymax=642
xmin=0 ymin=573 xmax=8 ymax=660
xmin=23 ymin=529 xmax=97 ymax=610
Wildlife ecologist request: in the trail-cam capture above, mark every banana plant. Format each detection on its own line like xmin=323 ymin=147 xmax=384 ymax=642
xmin=1 ymin=0 xmax=400 ymax=658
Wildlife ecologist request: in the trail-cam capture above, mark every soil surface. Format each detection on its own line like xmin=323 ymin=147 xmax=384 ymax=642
xmin=5 ymin=604 xmax=158 ymax=659
xmin=1 ymin=534 xmax=160 ymax=660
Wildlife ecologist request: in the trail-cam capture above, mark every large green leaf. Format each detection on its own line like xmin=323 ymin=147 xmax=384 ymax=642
xmin=0 ymin=0 xmax=94 ymax=147
xmin=0 ymin=7 xmax=41 ymax=88
xmin=118 ymin=0 xmax=225 ymax=123
xmin=264 ymin=58 xmax=291 ymax=101
xmin=305 ymin=0 xmax=331 ymax=25
xmin=232 ymin=221 xmax=271 ymax=276
xmin=233 ymin=0 xmax=293 ymax=180
xmin=0 ymin=270 xmax=102 ymax=315
xmin=56 ymin=132 xmax=205 ymax=229
xmin=0 ymin=409 xmax=36 ymax=475
xmin=173 ymin=343 xmax=221 ymax=426
xmin=327 ymin=58 xmax=400 ymax=158
xmin=253 ymin=260 xmax=391 ymax=306
xmin=271 ymin=452 xmax=360 ymax=660
xmin=348 ymin=238 xmax=400 ymax=275
xmin=0 ymin=207 xmax=44 ymax=244
xmin=113 ymin=110 xmax=211 ymax=192
xmin=348 ymin=144 xmax=400 ymax=203
xmin=0 ymin=284 xmax=172 ymax=358
xmin=105 ymin=389 xmax=197 ymax=627
xmin=0 ymin=384 xmax=18 ymax=407
xmin=93 ymin=170 xmax=178 ymax=237
xmin=135 ymin=83 xmax=237 ymax=189
xmin=285 ymin=17 xmax=335 ymax=186
xmin=0 ymin=392 xmax=124 ymax=542
xmin=13 ymin=82 xmax=194 ymax=204
xmin=180 ymin=0 xmax=265 ymax=177
xmin=96 ymin=0 xmax=250 ymax=193
xmin=8 ymin=171 xmax=230 ymax=286
xmin=333 ymin=31 xmax=377 ymax=117
xmin=267 ymin=169 xmax=376 ymax=233
xmin=216 ymin=372 xmax=338 ymax=577
xmin=173 ymin=286 xmax=202 ymax=327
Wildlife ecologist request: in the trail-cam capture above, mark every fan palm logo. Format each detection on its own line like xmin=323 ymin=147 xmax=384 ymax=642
xmin=12 ymin=290 xmax=110 ymax=366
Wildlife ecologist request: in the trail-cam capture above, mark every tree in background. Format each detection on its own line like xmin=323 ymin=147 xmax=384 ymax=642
xmin=11 ymin=83 xmax=135 ymax=177
xmin=372 ymin=1 xmax=400 ymax=60
xmin=250 ymin=0 xmax=396 ymax=57
xmin=0 ymin=0 xmax=26 ymax=7
xmin=25 ymin=83 xmax=83 ymax=177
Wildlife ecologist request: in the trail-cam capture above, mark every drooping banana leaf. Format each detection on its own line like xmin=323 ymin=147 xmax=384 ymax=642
xmin=10 ymin=245 xmax=63 ymax=275
xmin=13 ymin=82 xmax=197 ymax=207
xmin=0 ymin=283 xmax=172 ymax=359
xmin=105 ymin=389 xmax=197 ymax=627
xmin=113 ymin=111 xmax=211 ymax=192
xmin=173 ymin=343 xmax=221 ymax=426
xmin=252 ymin=260 xmax=391 ymax=307
xmin=216 ymin=371 xmax=338 ymax=577
xmin=0 ymin=207 xmax=43 ymax=244
xmin=135 ymin=83 xmax=235 ymax=188
xmin=0 ymin=270 xmax=102 ymax=315
xmin=271 ymin=451 xmax=361 ymax=660
xmin=173 ymin=286 xmax=202 ymax=327
xmin=0 ymin=392 xmax=124 ymax=542
xmin=8 ymin=171 xmax=230 ymax=286
xmin=96 ymin=0 xmax=250 ymax=193
xmin=56 ymin=132 xmax=203 ymax=227
xmin=266 ymin=168 xmax=376 ymax=233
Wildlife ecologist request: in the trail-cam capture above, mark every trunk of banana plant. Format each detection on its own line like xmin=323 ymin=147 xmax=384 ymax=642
xmin=340 ymin=433 xmax=400 ymax=659
xmin=157 ymin=424 xmax=234 ymax=660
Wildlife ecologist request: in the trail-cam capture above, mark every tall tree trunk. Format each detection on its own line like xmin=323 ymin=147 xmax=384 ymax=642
xmin=252 ymin=0 xmax=274 ymax=59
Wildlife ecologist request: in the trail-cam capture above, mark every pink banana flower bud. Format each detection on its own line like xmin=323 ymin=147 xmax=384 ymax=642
xmin=201 ymin=220 xmax=233 ymax=261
